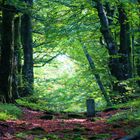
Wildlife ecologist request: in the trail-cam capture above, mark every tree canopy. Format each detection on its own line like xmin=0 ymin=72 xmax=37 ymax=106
xmin=0 ymin=0 xmax=139 ymax=106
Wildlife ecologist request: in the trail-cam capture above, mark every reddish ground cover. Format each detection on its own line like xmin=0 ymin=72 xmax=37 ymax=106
xmin=0 ymin=108 xmax=129 ymax=140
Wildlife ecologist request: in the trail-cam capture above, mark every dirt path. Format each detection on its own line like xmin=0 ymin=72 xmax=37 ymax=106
xmin=0 ymin=108 xmax=128 ymax=140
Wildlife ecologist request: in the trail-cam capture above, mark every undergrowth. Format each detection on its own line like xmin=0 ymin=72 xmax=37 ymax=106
xmin=108 ymin=98 xmax=140 ymax=134
xmin=108 ymin=98 xmax=140 ymax=121
xmin=16 ymin=96 xmax=85 ymax=112
xmin=0 ymin=103 xmax=22 ymax=121
xmin=108 ymin=109 xmax=140 ymax=123
xmin=113 ymin=98 xmax=140 ymax=109
xmin=16 ymin=96 xmax=49 ymax=111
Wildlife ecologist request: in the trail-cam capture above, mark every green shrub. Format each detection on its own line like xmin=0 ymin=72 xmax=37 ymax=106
xmin=0 ymin=112 xmax=10 ymax=121
xmin=16 ymin=97 xmax=48 ymax=111
xmin=108 ymin=109 xmax=140 ymax=123
xmin=0 ymin=103 xmax=22 ymax=120
xmin=107 ymin=98 xmax=140 ymax=125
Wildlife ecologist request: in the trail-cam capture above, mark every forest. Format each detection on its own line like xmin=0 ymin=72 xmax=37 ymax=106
xmin=0 ymin=0 xmax=140 ymax=139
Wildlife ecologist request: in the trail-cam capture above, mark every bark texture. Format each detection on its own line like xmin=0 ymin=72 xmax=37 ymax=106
xmin=21 ymin=13 xmax=34 ymax=96
xmin=93 ymin=0 xmax=132 ymax=81
xmin=118 ymin=4 xmax=132 ymax=80
xmin=0 ymin=5 xmax=15 ymax=102
xmin=13 ymin=17 xmax=22 ymax=99
xmin=93 ymin=0 xmax=120 ymax=80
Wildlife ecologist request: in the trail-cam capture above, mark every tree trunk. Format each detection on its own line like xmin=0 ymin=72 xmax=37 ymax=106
xmin=0 ymin=5 xmax=15 ymax=102
xmin=13 ymin=17 xmax=22 ymax=99
xmin=20 ymin=0 xmax=33 ymax=96
xmin=0 ymin=14 xmax=2 ymax=55
xmin=136 ymin=0 xmax=140 ymax=86
xmin=93 ymin=0 xmax=132 ymax=81
xmin=93 ymin=0 xmax=121 ymax=80
xmin=82 ymin=46 xmax=112 ymax=106
xmin=21 ymin=13 xmax=33 ymax=96
xmin=136 ymin=44 xmax=140 ymax=86
xmin=104 ymin=2 xmax=114 ymax=25
xmin=118 ymin=4 xmax=132 ymax=80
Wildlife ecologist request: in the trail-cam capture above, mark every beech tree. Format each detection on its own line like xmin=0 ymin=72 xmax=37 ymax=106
xmin=21 ymin=0 xmax=34 ymax=96
xmin=0 ymin=0 xmax=34 ymax=102
xmin=92 ymin=0 xmax=132 ymax=81
xmin=0 ymin=4 xmax=16 ymax=102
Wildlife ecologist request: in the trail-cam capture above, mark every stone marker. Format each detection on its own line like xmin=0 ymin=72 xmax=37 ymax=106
xmin=86 ymin=98 xmax=95 ymax=117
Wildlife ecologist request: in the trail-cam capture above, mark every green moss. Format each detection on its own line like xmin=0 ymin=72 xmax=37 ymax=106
xmin=16 ymin=132 xmax=27 ymax=139
xmin=112 ymin=98 xmax=140 ymax=109
xmin=106 ymin=98 xmax=140 ymax=137
xmin=16 ymin=97 xmax=49 ymax=111
xmin=0 ymin=103 xmax=22 ymax=120
xmin=92 ymin=133 xmax=111 ymax=139
xmin=0 ymin=112 xmax=10 ymax=121
xmin=108 ymin=109 xmax=140 ymax=123
xmin=16 ymin=132 xmax=59 ymax=140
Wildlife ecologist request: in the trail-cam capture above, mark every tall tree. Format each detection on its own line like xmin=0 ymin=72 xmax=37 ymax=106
xmin=13 ymin=17 xmax=22 ymax=99
xmin=136 ymin=0 xmax=140 ymax=86
xmin=0 ymin=5 xmax=16 ymax=102
xmin=93 ymin=0 xmax=132 ymax=80
xmin=21 ymin=0 xmax=34 ymax=96
xmin=118 ymin=3 xmax=132 ymax=80
xmin=92 ymin=0 xmax=120 ymax=80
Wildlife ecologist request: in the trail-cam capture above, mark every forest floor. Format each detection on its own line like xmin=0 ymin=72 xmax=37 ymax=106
xmin=0 ymin=107 xmax=139 ymax=140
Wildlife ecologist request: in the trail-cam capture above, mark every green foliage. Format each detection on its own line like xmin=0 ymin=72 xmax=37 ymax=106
xmin=108 ymin=110 xmax=140 ymax=123
xmin=92 ymin=133 xmax=111 ymax=139
xmin=113 ymin=98 xmax=140 ymax=109
xmin=33 ymin=61 xmax=107 ymax=112
xmin=16 ymin=132 xmax=27 ymax=139
xmin=16 ymin=57 xmax=107 ymax=112
xmin=16 ymin=96 xmax=48 ymax=111
xmin=5 ymin=0 xmax=28 ymax=10
xmin=16 ymin=130 xmax=48 ymax=139
xmin=108 ymin=99 xmax=140 ymax=123
xmin=16 ymin=131 xmax=111 ymax=140
xmin=3 ymin=0 xmax=139 ymax=112
xmin=31 ymin=0 xmax=140 ymax=108
xmin=106 ymin=99 xmax=140 ymax=135
xmin=0 ymin=104 xmax=22 ymax=120
xmin=0 ymin=112 xmax=11 ymax=121
xmin=128 ymin=126 xmax=140 ymax=135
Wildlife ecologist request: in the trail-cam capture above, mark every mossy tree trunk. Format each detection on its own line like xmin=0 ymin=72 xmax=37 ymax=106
xmin=0 ymin=5 xmax=16 ymax=102
xmin=13 ymin=16 xmax=22 ymax=99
